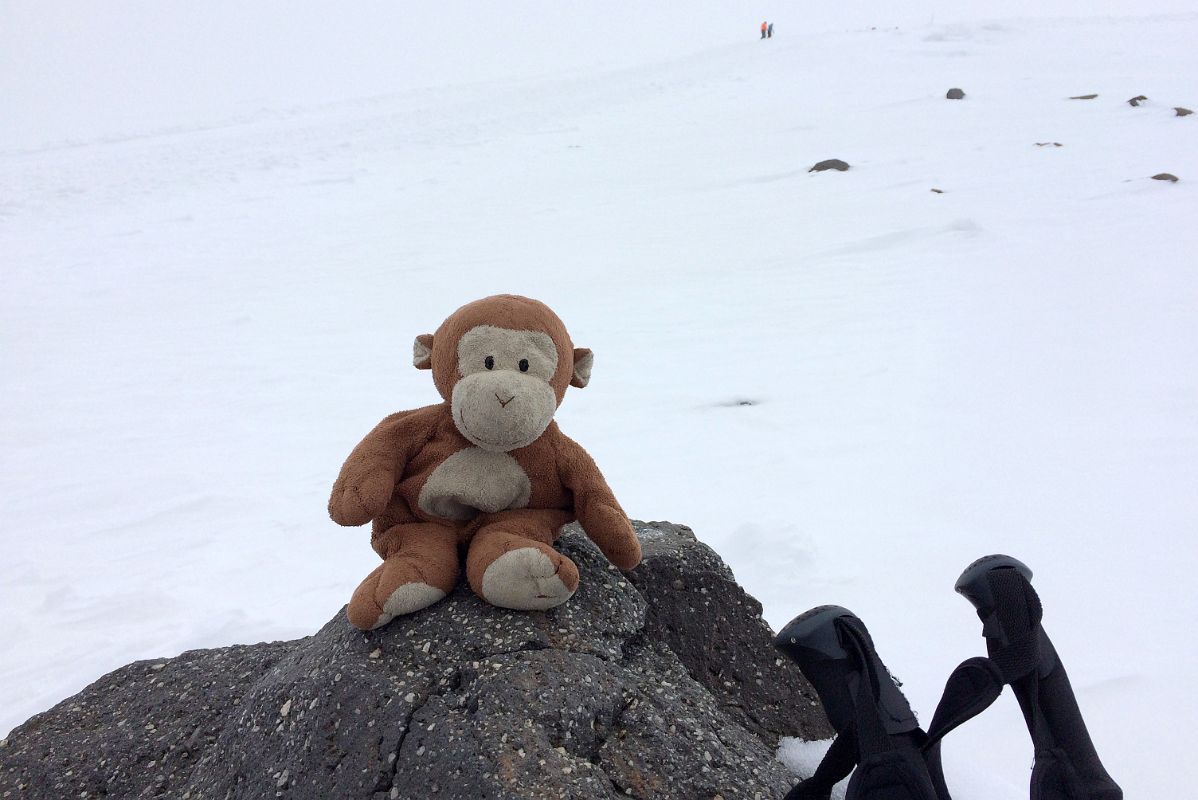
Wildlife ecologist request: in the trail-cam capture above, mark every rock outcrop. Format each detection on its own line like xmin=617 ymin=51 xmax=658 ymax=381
xmin=0 ymin=521 xmax=830 ymax=800
xmin=809 ymin=159 xmax=850 ymax=173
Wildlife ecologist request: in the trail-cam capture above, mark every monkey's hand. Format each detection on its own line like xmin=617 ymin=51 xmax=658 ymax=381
xmin=327 ymin=409 xmax=438 ymax=528
xmin=557 ymin=434 xmax=642 ymax=571
xmin=579 ymin=501 xmax=642 ymax=571
xmin=328 ymin=468 xmax=395 ymax=527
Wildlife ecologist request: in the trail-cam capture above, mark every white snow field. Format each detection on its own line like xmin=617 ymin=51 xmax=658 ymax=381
xmin=2 ymin=2 xmax=1196 ymax=797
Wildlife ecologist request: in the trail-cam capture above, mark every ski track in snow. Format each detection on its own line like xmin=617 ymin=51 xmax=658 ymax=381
xmin=3 ymin=13 xmax=1197 ymax=798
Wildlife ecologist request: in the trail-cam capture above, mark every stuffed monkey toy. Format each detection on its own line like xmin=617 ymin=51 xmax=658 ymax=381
xmin=329 ymin=295 xmax=642 ymax=630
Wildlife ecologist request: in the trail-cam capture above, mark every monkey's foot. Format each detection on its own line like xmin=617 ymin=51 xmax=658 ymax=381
xmin=347 ymin=556 xmax=456 ymax=630
xmin=475 ymin=544 xmax=579 ymax=611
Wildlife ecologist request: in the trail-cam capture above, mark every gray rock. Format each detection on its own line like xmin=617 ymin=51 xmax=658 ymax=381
xmin=1128 ymin=95 xmax=1148 ymax=107
xmin=1176 ymin=107 xmax=1193 ymax=117
xmin=1069 ymin=93 xmax=1098 ymax=100
xmin=809 ymin=159 xmax=850 ymax=172
xmin=0 ymin=521 xmax=830 ymax=799
xmin=1151 ymin=173 xmax=1179 ymax=183
xmin=946 ymin=88 xmax=965 ymax=100
xmin=626 ymin=522 xmax=830 ymax=744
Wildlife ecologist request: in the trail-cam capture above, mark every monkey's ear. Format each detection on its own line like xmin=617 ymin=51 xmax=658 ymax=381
xmin=413 ymin=334 xmax=434 ymax=370
xmin=570 ymin=348 xmax=593 ymax=388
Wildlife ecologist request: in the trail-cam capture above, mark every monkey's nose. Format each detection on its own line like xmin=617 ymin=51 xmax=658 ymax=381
xmin=495 ymin=392 xmax=515 ymax=408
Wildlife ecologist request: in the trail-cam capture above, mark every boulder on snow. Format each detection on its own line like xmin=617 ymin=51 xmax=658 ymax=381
xmin=809 ymin=159 xmax=850 ymax=173
xmin=1069 ymin=93 xmax=1099 ymax=100
xmin=0 ymin=521 xmax=831 ymax=800
xmin=1128 ymin=95 xmax=1148 ymax=107
xmin=1175 ymin=107 xmax=1193 ymax=117
xmin=946 ymin=88 xmax=966 ymax=100
xmin=1151 ymin=173 xmax=1179 ymax=183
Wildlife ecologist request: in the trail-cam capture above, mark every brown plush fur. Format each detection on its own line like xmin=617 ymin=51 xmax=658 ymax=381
xmin=330 ymin=295 xmax=640 ymax=630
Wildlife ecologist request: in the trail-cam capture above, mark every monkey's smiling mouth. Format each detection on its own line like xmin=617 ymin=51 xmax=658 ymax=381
xmin=457 ymin=406 xmax=529 ymax=452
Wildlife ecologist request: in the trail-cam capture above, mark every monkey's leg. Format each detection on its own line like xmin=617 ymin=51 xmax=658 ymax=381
xmin=347 ymin=522 xmax=460 ymax=630
xmin=466 ymin=510 xmax=578 ymax=610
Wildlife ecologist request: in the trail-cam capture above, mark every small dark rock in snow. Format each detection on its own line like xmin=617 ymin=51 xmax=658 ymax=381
xmin=1151 ymin=173 xmax=1179 ymax=183
xmin=1175 ymin=107 xmax=1193 ymax=117
xmin=715 ymin=398 xmax=760 ymax=408
xmin=946 ymin=88 xmax=966 ymax=100
xmin=1128 ymin=95 xmax=1148 ymax=107
xmin=1034 ymin=142 xmax=1064 ymax=147
xmin=930 ymin=188 xmax=945 ymax=194
xmin=809 ymin=158 xmax=850 ymax=172
xmin=0 ymin=522 xmax=831 ymax=800
xmin=1069 ymin=93 xmax=1099 ymax=100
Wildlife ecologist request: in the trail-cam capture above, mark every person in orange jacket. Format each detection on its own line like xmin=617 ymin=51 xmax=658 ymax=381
xmin=761 ymin=21 xmax=768 ymax=39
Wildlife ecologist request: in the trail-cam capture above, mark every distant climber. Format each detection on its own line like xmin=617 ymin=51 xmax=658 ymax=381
xmin=761 ymin=21 xmax=768 ymax=39
xmin=768 ymin=22 xmax=774 ymax=38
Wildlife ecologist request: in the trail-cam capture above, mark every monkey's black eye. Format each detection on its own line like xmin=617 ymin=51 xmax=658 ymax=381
xmin=518 ymin=358 xmax=529 ymax=373
xmin=484 ymin=356 xmax=495 ymax=370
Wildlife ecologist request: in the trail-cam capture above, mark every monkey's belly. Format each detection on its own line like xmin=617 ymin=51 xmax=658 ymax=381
xmin=417 ymin=447 xmax=532 ymax=521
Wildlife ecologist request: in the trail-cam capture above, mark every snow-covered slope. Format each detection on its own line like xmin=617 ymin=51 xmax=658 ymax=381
xmin=3 ymin=4 xmax=1195 ymax=797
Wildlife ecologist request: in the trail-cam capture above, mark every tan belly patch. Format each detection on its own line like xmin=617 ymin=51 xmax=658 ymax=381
xmin=417 ymin=447 xmax=532 ymax=520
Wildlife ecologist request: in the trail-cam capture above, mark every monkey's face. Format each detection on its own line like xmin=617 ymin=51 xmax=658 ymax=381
xmin=414 ymin=295 xmax=596 ymax=450
xmin=449 ymin=325 xmax=560 ymax=452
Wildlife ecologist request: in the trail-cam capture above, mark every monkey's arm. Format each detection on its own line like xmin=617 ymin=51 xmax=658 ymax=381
xmin=555 ymin=433 xmax=642 ymax=570
xmin=328 ymin=406 xmax=440 ymax=527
